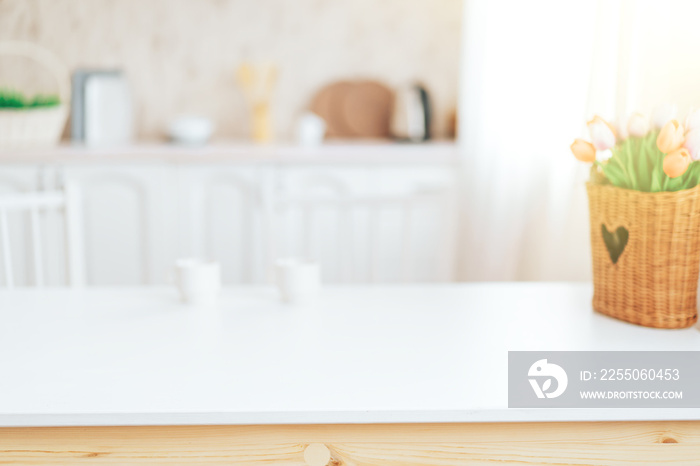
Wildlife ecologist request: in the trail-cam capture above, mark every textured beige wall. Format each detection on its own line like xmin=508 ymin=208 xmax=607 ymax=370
xmin=0 ymin=0 xmax=461 ymax=140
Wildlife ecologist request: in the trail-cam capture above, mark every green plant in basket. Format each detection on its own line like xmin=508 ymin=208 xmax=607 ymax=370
xmin=571 ymin=108 xmax=700 ymax=192
xmin=0 ymin=87 xmax=60 ymax=109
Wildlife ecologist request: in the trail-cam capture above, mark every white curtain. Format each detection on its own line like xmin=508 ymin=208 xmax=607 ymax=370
xmin=457 ymin=0 xmax=638 ymax=281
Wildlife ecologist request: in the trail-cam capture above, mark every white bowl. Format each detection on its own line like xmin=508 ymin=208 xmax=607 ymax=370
xmin=168 ymin=116 xmax=214 ymax=145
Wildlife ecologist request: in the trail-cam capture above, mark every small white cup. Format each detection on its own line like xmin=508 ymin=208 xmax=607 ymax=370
xmin=174 ymin=258 xmax=221 ymax=305
xmin=296 ymin=112 xmax=326 ymax=147
xmin=275 ymin=258 xmax=321 ymax=305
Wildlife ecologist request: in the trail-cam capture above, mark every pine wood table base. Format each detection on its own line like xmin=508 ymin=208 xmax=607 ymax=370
xmin=2 ymin=421 xmax=700 ymax=465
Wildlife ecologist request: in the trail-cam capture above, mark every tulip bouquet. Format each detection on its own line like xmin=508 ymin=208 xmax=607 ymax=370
xmin=571 ymin=106 xmax=700 ymax=192
xmin=579 ymin=106 xmax=700 ymax=329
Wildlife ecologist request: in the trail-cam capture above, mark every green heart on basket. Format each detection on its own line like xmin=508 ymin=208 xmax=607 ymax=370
xmin=601 ymin=224 xmax=628 ymax=264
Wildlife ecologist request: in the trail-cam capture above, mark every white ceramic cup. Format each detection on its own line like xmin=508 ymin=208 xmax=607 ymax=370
xmin=296 ymin=112 xmax=326 ymax=147
xmin=275 ymin=258 xmax=321 ymax=304
xmin=174 ymin=258 xmax=221 ymax=305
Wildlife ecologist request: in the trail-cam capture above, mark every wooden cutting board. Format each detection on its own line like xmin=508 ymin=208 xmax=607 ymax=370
xmin=309 ymin=81 xmax=353 ymax=138
xmin=341 ymin=81 xmax=393 ymax=138
xmin=310 ymin=81 xmax=393 ymax=138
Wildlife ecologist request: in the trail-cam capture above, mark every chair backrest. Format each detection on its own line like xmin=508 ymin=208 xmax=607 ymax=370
xmin=265 ymin=187 xmax=454 ymax=283
xmin=0 ymin=183 xmax=85 ymax=288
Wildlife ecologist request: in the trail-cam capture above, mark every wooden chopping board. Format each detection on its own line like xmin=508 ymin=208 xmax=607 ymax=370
xmin=309 ymin=81 xmax=353 ymax=138
xmin=310 ymin=80 xmax=393 ymax=139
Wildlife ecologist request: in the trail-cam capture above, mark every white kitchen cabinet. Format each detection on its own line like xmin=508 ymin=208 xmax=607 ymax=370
xmin=372 ymin=167 xmax=457 ymax=282
xmin=0 ymin=167 xmax=41 ymax=194
xmin=272 ymin=166 xmax=371 ymax=283
xmin=0 ymin=167 xmax=40 ymax=287
xmin=0 ymin=142 xmax=459 ymax=286
xmin=176 ymin=165 xmax=268 ymax=284
xmin=62 ymin=165 xmax=177 ymax=286
xmin=272 ymin=165 xmax=456 ymax=283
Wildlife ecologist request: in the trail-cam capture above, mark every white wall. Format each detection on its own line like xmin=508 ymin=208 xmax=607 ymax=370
xmin=626 ymin=0 xmax=700 ymax=117
xmin=0 ymin=0 xmax=462 ymax=140
xmin=458 ymin=0 xmax=597 ymax=281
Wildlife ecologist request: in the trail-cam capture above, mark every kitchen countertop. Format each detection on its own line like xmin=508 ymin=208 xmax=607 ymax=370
xmin=0 ymin=140 xmax=458 ymax=165
xmin=1 ymin=282 xmax=699 ymax=427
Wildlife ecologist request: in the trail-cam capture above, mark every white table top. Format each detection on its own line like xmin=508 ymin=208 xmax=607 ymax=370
xmin=1 ymin=283 xmax=699 ymax=427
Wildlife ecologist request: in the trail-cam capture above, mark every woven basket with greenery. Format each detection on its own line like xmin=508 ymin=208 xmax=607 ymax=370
xmin=0 ymin=41 xmax=69 ymax=148
xmin=572 ymin=110 xmax=700 ymax=328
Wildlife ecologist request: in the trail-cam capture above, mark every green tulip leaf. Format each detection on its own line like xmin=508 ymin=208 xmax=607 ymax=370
xmin=592 ymin=130 xmax=699 ymax=193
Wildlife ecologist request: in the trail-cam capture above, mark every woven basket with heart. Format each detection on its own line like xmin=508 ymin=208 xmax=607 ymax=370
xmin=586 ymin=182 xmax=700 ymax=328
xmin=572 ymin=109 xmax=700 ymax=328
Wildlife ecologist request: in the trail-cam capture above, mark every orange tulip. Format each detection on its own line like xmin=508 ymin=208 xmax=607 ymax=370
xmin=657 ymin=119 xmax=685 ymax=153
xmin=663 ymin=148 xmax=691 ymax=178
xmin=570 ymin=139 xmax=596 ymax=163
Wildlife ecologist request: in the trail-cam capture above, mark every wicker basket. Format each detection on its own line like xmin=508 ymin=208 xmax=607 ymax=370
xmin=0 ymin=41 xmax=69 ymax=148
xmin=587 ymin=182 xmax=700 ymax=328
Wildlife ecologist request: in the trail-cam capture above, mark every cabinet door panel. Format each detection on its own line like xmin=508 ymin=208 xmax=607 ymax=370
xmin=372 ymin=167 xmax=457 ymax=282
xmin=177 ymin=166 xmax=266 ymax=284
xmin=63 ymin=165 xmax=176 ymax=285
xmin=274 ymin=167 xmax=370 ymax=283
xmin=274 ymin=166 xmax=456 ymax=283
xmin=0 ymin=167 xmax=40 ymax=286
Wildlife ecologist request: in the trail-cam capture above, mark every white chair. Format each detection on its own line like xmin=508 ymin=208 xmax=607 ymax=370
xmin=265 ymin=186 xmax=455 ymax=283
xmin=0 ymin=183 xmax=85 ymax=288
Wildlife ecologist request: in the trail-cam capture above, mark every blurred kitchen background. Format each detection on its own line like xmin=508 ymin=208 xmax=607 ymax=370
xmin=2 ymin=0 xmax=700 ymax=288
xmin=0 ymin=0 xmax=461 ymax=287
xmin=0 ymin=0 xmax=460 ymax=140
